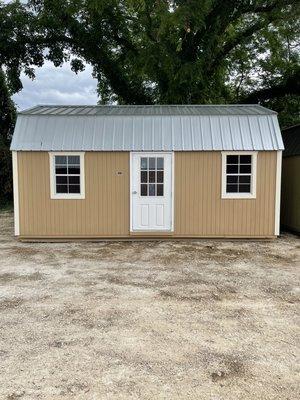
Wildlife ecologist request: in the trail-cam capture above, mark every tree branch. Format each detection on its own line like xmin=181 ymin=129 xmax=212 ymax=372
xmin=240 ymin=68 xmax=300 ymax=103
xmin=208 ymin=8 xmax=293 ymax=73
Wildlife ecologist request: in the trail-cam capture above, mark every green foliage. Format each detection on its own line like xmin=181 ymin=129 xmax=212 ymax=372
xmin=262 ymin=95 xmax=300 ymax=128
xmin=0 ymin=147 xmax=13 ymax=208
xmin=2 ymin=0 xmax=298 ymax=108
xmin=0 ymin=69 xmax=16 ymax=206
xmin=0 ymin=0 xmax=300 ymax=110
xmin=0 ymin=70 xmax=16 ymax=148
xmin=0 ymin=0 xmax=44 ymax=93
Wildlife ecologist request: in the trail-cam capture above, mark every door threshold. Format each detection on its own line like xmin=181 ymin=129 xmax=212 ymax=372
xmin=130 ymin=231 xmax=174 ymax=236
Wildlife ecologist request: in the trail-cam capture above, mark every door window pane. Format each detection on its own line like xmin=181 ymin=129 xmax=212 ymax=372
xmin=149 ymin=158 xmax=156 ymax=170
xmin=141 ymin=171 xmax=147 ymax=183
xmin=157 ymin=184 xmax=164 ymax=196
xmin=157 ymin=171 xmax=164 ymax=183
xmin=149 ymin=171 xmax=155 ymax=183
xmin=141 ymin=184 xmax=147 ymax=196
xmin=141 ymin=158 xmax=148 ymax=170
xmin=149 ymin=184 xmax=155 ymax=196
xmin=157 ymin=158 xmax=164 ymax=170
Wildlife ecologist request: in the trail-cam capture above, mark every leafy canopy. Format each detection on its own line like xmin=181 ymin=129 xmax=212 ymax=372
xmin=0 ymin=1 xmax=299 ymax=123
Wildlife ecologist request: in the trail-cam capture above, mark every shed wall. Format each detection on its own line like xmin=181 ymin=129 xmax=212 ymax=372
xmin=18 ymin=152 xmax=130 ymax=237
xmin=174 ymin=152 xmax=276 ymax=237
xmin=17 ymin=151 xmax=277 ymax=238
xmin=281 ymin=156 xmax=300 ymax=233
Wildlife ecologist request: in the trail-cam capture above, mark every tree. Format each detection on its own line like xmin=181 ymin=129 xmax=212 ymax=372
xmin=0 ymin=69 xmax=16 ymax=206
xmin=0 ymin=69 xmax=15 ymax=148
xmin=226 ymin=9 xmax=300 ymax=125
xmin=0 ymin=0 xmax=45 ymax=206
xmin=17 ymin=0 xmax=298 ymax=107
xmin=0 ymin=0 xmax=299 ymax=106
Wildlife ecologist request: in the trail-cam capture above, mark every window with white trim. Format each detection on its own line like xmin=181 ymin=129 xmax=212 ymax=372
xmin=222 ymin=152 xmax=257 ymax=199
xmin=49 ymin=153 xmax=85 ymax=199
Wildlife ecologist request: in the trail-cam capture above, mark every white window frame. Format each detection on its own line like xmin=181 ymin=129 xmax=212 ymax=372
xmin=221 ymin=151 xmax=257 ymax=199
xmin=49 ymin=152 xmax=85 ymax=199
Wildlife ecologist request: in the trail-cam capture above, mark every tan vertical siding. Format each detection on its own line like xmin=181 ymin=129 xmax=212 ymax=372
xmin=174 ymin=151 xmax=277 ymax=237
xmin=18 ymin=151 xmax=277 ymax=238
xmin=18 ymin=152 xmax=130 ymax=236
xmin=281 ymin=156 xmax=300 ymax=233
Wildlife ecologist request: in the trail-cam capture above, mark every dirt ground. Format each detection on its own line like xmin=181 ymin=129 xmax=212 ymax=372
xmin=0 ymin=211 xmax=299 ymax=400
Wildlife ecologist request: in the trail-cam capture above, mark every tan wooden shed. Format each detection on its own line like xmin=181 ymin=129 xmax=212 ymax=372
xmin=281 ymin=124 xmax=300 ymax=234
xmin=10 ymin=105 xmax=283 ymax=240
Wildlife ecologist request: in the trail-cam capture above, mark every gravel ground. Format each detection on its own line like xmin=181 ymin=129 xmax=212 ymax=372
xmin=0 ymin=211 xmax=299 ymax=400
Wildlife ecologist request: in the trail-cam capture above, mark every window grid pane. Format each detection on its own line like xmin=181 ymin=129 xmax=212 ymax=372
xmin=55 ymin=155 xmax=81 ymax=195
xmin=226 ymin=155 xmax=252 ymax=194
xmin=140 ymin=157 xmax=164 ymax=197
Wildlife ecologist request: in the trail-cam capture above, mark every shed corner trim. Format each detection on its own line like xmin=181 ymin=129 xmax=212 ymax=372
xmin=12 ymin=151 xmax=20 ymax=236
xmin=274 ymin=150 xmax=282 ymax=236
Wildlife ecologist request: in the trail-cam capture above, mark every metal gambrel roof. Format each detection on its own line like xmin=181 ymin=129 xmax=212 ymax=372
xmin=19 ymin=104 xmax=277 ymax=116
xmin=11 ymin=104 xmax=284 ymax=151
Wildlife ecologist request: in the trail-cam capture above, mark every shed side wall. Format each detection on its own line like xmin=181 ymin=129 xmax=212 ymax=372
xmin=174 ymin=151 xmax=276 ymax=237
xmin=17 ymin=151 xmax=277 ymax=237
xmin=281 ymin=156 xmax=300 ymax=233
xmin=18 ymin=152 xmax=130 ymax=236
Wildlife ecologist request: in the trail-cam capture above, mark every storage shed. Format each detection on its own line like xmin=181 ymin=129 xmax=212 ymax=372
xmin=281 ymin=124 xmax=300 ymax=233
xmin=10 ymin=104 xmax=284 ymax=240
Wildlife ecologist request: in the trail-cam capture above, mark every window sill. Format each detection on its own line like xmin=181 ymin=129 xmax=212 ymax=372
xmin=221 ymin=193 xmax=256 ymax=199
xmin=50 ymin=194 xmax=85 ymax=200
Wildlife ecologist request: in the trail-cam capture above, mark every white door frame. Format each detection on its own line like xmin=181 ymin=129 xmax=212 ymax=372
xmin=130 ymin=152 xmax=174 ymax=232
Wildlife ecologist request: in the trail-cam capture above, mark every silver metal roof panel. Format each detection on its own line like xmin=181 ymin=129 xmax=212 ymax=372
xmin=11 ymin=105 xmax=284 ymax=151
xmin=19 ymin=104 xmax=277 ymax=116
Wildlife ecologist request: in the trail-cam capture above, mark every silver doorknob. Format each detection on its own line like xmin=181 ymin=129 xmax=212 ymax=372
xmin=132 ymin=190 xmax=137 ymax=194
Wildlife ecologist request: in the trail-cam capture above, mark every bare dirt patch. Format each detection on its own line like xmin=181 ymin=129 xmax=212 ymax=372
xmin=0 ymin=297 xmax=25 ymax=310
xmin=0 ymin=211 xmax=299 ymax=400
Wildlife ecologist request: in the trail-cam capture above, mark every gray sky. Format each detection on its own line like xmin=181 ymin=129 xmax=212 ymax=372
xmin=12 ymin=61 xmax=98 ymax=110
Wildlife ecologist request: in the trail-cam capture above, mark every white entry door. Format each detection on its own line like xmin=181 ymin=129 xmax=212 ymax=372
xmin=131 ymin=152 xmax=173 ymax=231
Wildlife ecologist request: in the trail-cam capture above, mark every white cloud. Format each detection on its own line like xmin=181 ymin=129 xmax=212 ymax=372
xmin=12 ymin=61 xmax=98 ymax=110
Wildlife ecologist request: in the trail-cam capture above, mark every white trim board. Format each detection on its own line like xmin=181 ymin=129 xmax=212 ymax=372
xmin=49 ymin=152 xmax=85 ymax=200
xmin=12 ymin=151 xmax=20 ymax=236
xmin=221 ymin=151 xmax=257 ymax=199
xmin=274 ymin=150 xmax=282 ymax=236
xmin=171 ymin=151 xmax=175 ymax=232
